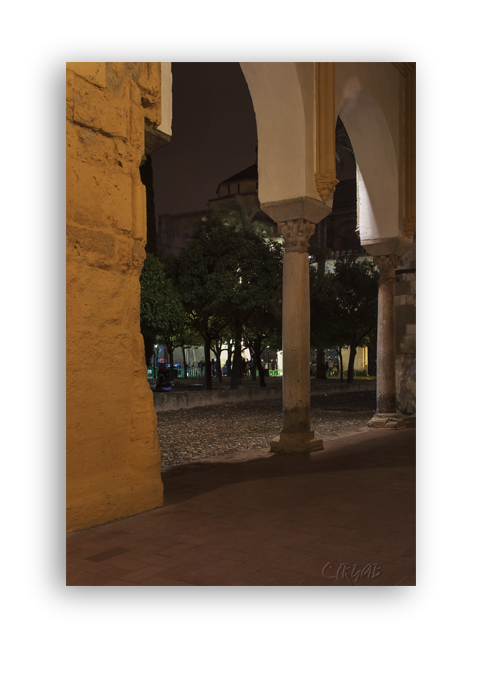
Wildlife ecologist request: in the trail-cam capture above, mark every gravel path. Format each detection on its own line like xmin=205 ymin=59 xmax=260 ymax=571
xmin=157 ymin=391 xmax=376 ymax=472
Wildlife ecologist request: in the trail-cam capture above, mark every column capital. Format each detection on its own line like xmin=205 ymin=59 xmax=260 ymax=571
xmin=279 ymin=218 xmax=316 ymax=253
xmin=373 ymin=254 xmax=401 ymax=279
xmin=361 ymin=236 xmax=412 ymax=258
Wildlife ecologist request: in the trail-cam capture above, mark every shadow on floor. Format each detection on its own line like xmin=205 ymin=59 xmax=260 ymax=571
xmin=161 ymin=426 xmax=416 ymax=507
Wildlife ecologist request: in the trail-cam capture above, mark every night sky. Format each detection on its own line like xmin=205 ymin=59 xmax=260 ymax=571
xmin=151 ymin=63 xmax=258 ymax=220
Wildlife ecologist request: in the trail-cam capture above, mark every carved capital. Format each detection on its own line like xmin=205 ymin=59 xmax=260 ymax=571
xmin=403 ymin=218 xmax=416 ymax=239
xmin=315 ymin=176 xmax=339 ymax=202
xmin=373 ymin=254 xmax=401 ymax=279
xmin=279 ymin=219 xmax=316 ymax=253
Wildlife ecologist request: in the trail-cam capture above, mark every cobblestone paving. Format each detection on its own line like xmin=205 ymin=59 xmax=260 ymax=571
xmin=157 ymin=391 xmax=376 ymax=472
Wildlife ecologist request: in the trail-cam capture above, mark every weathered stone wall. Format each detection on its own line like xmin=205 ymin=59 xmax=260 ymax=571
xmin=395 ymin=237 xmax=416 ymax=414
xmin=66 ymin=62 xmax=164 ymax=532
xmin=396 ymin=353 xmax=416 ymax=415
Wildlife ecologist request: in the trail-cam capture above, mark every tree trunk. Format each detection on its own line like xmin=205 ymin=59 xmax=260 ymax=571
xmin=181 ymin=347 xmax=187 ymax=379
xmin=212 ymin=344 xmax=223 ymax=383
xmin=226 ymin=340 xmax=233 ymax=378
xmin=230 ymin=324 xmax=242 ymax=390
xmin=347 ymin=337 xmax=357 ymax=384
xmin=204 ymin=337 xmax=212 ymax=391
xmin=338 ymin=347 xmax=344 ymax=383
xmin=143 ymin=333 xmax=156 ymax=368
xmin=251 ymin=350 xmax=257 ymax=381
xmin=254 ymin=338 xmax=267 ymax=388
xmin=167 ymin=343 xmax=178 ymax=384
xmin=316 ymin=348 xmax=327 ymax=379
xmin=166 ymin=343 xmax=174 ymax=369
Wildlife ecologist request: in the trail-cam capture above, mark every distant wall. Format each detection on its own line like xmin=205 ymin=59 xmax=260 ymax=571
xmin=396 ymin=236 xmax=416 ymax=414
xmin=154 ymin=380 xmax=376 ymax=412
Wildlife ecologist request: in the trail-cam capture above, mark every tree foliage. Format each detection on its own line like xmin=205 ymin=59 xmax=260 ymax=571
xmin=139 ymin=208 xmax=283 ymax=390
xmin=243 ymin=307 xmax=282 ymax=387
xmin=310 ymin=254 xmax=378 ymax=383
xmin=139 ymin=252 xmax=186 ymax=365
xmin=175 ymin=218 xmax=283 ymax=389
xmin=208 ymin=195 xmax=280 ymax=240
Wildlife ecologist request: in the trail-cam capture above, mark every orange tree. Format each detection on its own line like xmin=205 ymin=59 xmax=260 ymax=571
xmin=174 ymin=218 xmax=282 ymax=390
xmin=310 ymin=253 xmax=378 ymax=383
xmin=139 ymin=252 xmax=186 ymax=367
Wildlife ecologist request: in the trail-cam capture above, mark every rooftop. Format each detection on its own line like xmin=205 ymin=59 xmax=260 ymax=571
xmin=216 ymin=163 xmax=258 ymax=191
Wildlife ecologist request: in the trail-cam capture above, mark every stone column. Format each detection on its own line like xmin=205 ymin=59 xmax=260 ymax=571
xmin=368 ymin=254 xmax=406 ymax=429
xmin=270 ymin=219 xmax=324 ymax=454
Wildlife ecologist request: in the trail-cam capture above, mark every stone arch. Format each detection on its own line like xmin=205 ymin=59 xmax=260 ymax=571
xmin=239 ymin=63 xmax=317 ymax=208
xmin=338 ymin=90 xmax=399 ymax=244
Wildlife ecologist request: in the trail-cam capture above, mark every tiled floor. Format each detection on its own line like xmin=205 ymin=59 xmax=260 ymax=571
xmin=66 ymin=426 xmax=416 ymax=586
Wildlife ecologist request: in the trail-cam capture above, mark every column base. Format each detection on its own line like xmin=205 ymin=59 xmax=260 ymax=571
xmin=270 ymin=431 xmax=324 ymax=454
xmin=368 ymin=413 xmax=406 ymax=430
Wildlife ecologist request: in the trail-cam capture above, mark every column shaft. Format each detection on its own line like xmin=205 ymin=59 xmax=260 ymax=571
xmin=368 ymin=255 xmax=405 ymax=429
xmin=376 ymin=257 xmax=398 ymax=413
xmin=270 ymin=218 xmax=323 ymax=454
xmin=282 ymin=249 xmax=311 ymax=433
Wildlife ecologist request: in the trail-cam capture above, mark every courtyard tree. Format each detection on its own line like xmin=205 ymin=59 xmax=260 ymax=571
xmin=175 ymin=218 xmax=283 ymax=390
xmin=174 ymin=221 xmax=236 ymax=390
xmin=177 ymin=326 xmax=204 ymax=377
xmin=310 ymin=253 xmax=379 ymax=383
xmin=139 ymin=252 xmax=186 ymax=367
xmin=210 ymin=329 xmax=234 ymax=383
xmin=218 ymin=226 xmax=283 ymax=389
xmin=243 ymin=302 xmax=282 ymax=388
xmin=201 ymin=198 xmax=281 ymax=387
xmin=309 ymin=243 xmax=336 ymax=379
xmin=208 ymin=195 xmax=280 ymax=240
xmin=329 ymin=254 xmax=379 ymax=383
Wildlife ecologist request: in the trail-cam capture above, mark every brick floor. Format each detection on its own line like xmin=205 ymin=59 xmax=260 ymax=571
xmin=66 ymin=426 xmax=415 ymax=586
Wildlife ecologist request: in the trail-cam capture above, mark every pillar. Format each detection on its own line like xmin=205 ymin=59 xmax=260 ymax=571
xmin=66 ymin=62 xmax=168 ymax=532
xmin=270 ymin=219 xmax=324 ymax=454
xmin=368 ymin=254 xmax=406 ymax=429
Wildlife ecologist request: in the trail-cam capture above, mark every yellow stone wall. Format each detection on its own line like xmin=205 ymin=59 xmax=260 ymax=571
xmin=340 ymin=347 xmax=369 ymax=375
xmin=66 ymin=62 xmax=164 ymax=532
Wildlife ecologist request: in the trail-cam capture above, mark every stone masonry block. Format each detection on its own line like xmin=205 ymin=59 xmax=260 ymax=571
xmin=66 ymin=120 xmax=131 ymax=170
xmin=116 ymin=239 xmax=134 ymax=271
xmin=137 ymin=62 xmax=161 ymax=98
xmin=71 ymin=75 xmax=128 ymax=139
xmin=395 ymin=279 xmax=411 ymax=296
xmin=399 ymin=335 xmax=416 ymax=354
xmin=66 ymin=69 xmax=75 ymax=119
xmin=67 ymin=159 xmax=132 ymax=234
xmin=67 ymin=224 xmax=115 ymax=269
xmin=67 ymin=62 xmax=107 ymax=88
xmin=66 ymin=264 xmax=135 ymax=328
